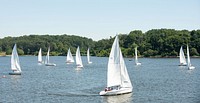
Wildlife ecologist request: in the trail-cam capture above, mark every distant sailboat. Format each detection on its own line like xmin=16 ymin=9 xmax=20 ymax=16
xmin=179 ymin=46 xmax=187 ymax=66
xmin=99 ymin=35 xmax=132 ymax=96
xmin=9 ymin=44 xmax=22 ymax=75
xmin=38 ymin=48 xmax=43 ymax=63
xmin=187 ymin=45 xmax=195 ymax=70
xmin=45 ymin=47 xmax=56 ymax=66
xmin=135 ymin=47 xmax=141 ymax=65
xmin=75 ymin=46 xmax=83 ymax=68
xmin=87 ymin=48 xmax=92 ymax=64
xmin=66 ymin=48 xmax=74 ymax=64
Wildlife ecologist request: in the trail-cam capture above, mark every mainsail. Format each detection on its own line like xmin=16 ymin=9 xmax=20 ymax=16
xmin=179 ymin=46 xmax=187 ymax=65
xmin=87 ymin=48 xmax=92 ymax=63
xmin=45 ymin=47 xmax=50 ymax=64
xmin=38 ymin=48 xmax=42 ymax=63
xmin=107 ymin=36 xmax=132 ymax=88
xmin=11 ymin=44 xmax=21 ymax=72
xmin=66 ymin=48 xmax=74 ymax=63
xmin=76 ymin=46 xmax=83 ymax=67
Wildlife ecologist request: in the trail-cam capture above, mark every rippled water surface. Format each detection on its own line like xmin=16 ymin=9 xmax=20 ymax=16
xmin=0 ymin=56 xmax=200 ymax=103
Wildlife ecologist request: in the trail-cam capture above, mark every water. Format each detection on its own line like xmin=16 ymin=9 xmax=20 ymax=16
xmin=0 ymin=56 xmax=200 ymax=103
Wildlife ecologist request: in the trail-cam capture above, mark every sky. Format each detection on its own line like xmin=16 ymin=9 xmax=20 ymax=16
xmin=0 ymin=0 xmax=200 ymax=40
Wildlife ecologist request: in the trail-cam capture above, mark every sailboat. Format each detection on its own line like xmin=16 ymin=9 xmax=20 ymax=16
xmin=99 ymin=35 xmax=132 ymax=96
xmin=45 ymin=47 xmax=56 ymax=66
xmin=179 ymin=46 xmax=187 ymax=66
xmin=187 ymin=45 xmax=195 ymax=70
xmin=87 ymin=48 xmax=92 ymax=64
xmin=9 ymin=44 xmax=22 ymax=75
xmin=135 ymin=46 xmax=141 ymax=65
xmin=38 ymin=48 xmax=43 ymax=63
xmin=66 ymin=48 xmax=74 ymax=64
xmin=75 ymin=46 xmax=83 ymax=68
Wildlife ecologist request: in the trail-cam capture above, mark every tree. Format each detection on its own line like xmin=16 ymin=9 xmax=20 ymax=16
xmin=0 ymin=29 xmax=199 ymax=57
xmin=190 ymin=48 xmax=199 ymax=56
xmin=18 ymin=48 xmax=24 ymax=55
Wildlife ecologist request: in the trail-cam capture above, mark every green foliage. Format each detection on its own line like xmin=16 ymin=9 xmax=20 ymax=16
xmin=0 ymin=29 xmax=199 ymax=57
xmin=18 ymin=48 xmax=24 ymax=55
xmin=0 ymin=34 xmax=95 ymax=56
xmin=143 ymin=49 xmax=158 ymax=57
xmin=96 ymin=49 xmax=109 ymax=57
xmin=190 ymin=48 xmax=199 ymax=56
xmin=6 ymin=48 xmax=12 ymax=55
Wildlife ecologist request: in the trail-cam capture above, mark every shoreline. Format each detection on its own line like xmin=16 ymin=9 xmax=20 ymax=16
xmin=1 ymin=54 xmax=200 ymax=58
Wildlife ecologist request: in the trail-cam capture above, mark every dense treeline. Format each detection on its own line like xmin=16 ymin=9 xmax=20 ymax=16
xmin=0 ymin=29 xmax=200 ymax=57
xmin=0 ymin=35 xmax=95 ymax=56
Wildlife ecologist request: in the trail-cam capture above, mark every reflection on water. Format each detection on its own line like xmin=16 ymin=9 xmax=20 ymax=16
xmin=10 ymin=75 xmax=22 ymax=91
xmin=10 ymin=75 xmax=21 ymax=80
xmin=101 ymin=93 xmax=133 ymax=103
xmin=75 ymin=67 xmax=83 ymax=71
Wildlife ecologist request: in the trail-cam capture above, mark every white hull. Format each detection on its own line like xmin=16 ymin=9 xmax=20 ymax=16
xmin=188 ymin=66 xmax=195 ymax=70
xmin=45 ymin=63 xmax=56 ymax=66
xmin=178 ymin=63 xmax=187 ymax=66
xmin=99 ymin=87 xmax=132 ymax=96
xmin=38 ymin=61 xmax=44 ymax=63
xmin=76 ymin=64 xmax=83 ymax=68
xmin=66 ymin=60 xmax=74 ymax=64
xmin=136 ymin=62 xmax=141 ymax=65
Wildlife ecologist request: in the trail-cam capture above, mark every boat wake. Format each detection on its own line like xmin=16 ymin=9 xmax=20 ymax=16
xmin=47 ymin=91 xmax=99 ymax=97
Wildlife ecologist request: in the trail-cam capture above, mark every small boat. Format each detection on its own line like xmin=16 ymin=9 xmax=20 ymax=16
xmin=9 ymin=44 xmax=22 ymax=75
xmin=45 ymin=47 xmax=56 ymax=66
xmin=75 ymin=46 xmax=83 ymax=68
xmin=66 ymin=48 xmax=74 ymax=64
xmin=179 ymin=46 xmax=187 ymax=66
xmin=135 ymin=47 xmax=141 ymax=65
xmin=87 ymin=48 xmax=92 ymax=64
xmin=99 ymin=35 xmax=132 ymax=96
xmin=38 ymin=48 xmax=43 ymax=63
xmin=187 ymin=45 xmax=195 ymax=70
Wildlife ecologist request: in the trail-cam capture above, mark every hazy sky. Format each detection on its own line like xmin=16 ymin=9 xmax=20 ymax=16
xmin=0 ymin=0 xmax=199 ymax=40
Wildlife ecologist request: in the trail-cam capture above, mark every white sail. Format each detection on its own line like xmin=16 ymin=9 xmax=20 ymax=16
xmin=187 ymin=45 xmax=195 ymax=69
xmin=135 ymin=47 xmax=141 ymax=65
xmin=87 ymin=48 xmax=92 ymax=64
xmin=45 ymin=47 xmax=50 ymax=64
xmin=75 ymin=46 xmax=83 ymax=67
xmin=107 ymin=35 xmax=132 ymax=88
xmin=100 ymin=35 xmax=132 ymax=96
xmin=66 ymin=48 xmax=74 ymax=63
xmin=45 ymin=47 xmax=56 ymax=66
xmin=38 ymin=48 xmax=43 ymax=63
xmin=187 ymin=45 xmax=191 ymax=66
xmin=179 ymin=46 xmax=187 ymax=65
xmin=119 ymin=48 xmax=132 ymax=88
xmin=11 ymin=44 xmax=21 ymax=72
xmin=107 ymin=36 xmax=121 ymax=87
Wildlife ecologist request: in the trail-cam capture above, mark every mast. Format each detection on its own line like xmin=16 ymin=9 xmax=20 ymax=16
xmin=135 ymin=47 xmax=138 ymax=63
xmin=119 ymin=46 xmax=123 ymax=87
xmin=187 ymin=44 xmax=191 ymax=67
xmin=46 ymin=47 xmax=50 ymax=64
xmin=38 ymin=48 xmax=42 ymax=62
xmin=87 ymin=48 xmax=89 ymax=63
